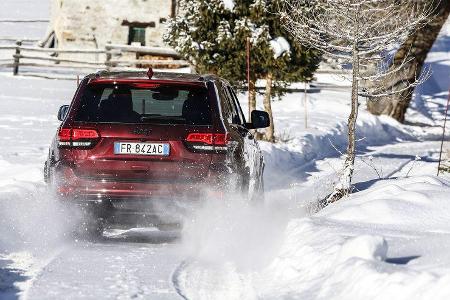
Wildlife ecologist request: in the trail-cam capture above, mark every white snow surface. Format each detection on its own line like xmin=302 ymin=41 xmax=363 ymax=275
xmin=0 ymin=2 xmax=450 ymax=300
xmin=269 ymin=37 xmax=290 ymax=58
xmin=178 ymin=177 xmax=450 ymax=300
xmin=222 ymin=0 xmax=235 ymax=10
xmin=0 ymin=0 xmax=49 ymax=41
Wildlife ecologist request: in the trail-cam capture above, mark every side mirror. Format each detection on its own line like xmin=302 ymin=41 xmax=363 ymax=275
xmin=249 ymin=110 xmax=270 ymax=129
xmin=57 ymin=105 xmax=70 ymax=121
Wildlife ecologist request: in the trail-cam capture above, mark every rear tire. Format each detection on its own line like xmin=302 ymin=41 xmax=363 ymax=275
xmin=75 ymin=202 xmax=112 ymax=240
xmin=257 ymin=175 xmax=265 ymax=201
xmin=43 ymin=160 xmax=49 ymax=184
xmin=239 ymin=175 xmax=264 ymax=204
xmin=79 ymin=218 xmax=105 ymax=240
xmin=156 ymin=223 xmax=181 ymax=231
xmin=250 ymin=174 xmax=265 ymax=204
xmin=241 ymin=174 xmax=250 ymax=197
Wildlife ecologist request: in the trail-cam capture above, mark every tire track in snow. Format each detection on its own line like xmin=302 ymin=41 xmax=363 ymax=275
xmin=20 ymin=245 xmax=70 ymax=300
xmin=385 ymin=159 xmax=415 ymax=178
xmin=171 ymin=260 xmax=190 ymax=300
xmin=25 ymin=238 xmax=183 ymax=299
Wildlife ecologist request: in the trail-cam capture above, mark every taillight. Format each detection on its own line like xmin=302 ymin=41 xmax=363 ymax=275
xmin=185 ymin=133 xmax=228 ymax=152
xmin=58 ymin=129 xmax=71 ymax=146
xmin=58 ymin=128 xmax=100 ymax=148
xmin=186 ymin=133 xmax=214 ymax=145
xmin=72 ymin=129 xmax=99 ymax=140
xmin=213 ymin=134 xmax=227 ymax=146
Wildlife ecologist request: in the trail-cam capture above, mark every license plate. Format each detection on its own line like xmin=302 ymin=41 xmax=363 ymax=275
xmin=114 ymin=142 xmax=170 ymax=156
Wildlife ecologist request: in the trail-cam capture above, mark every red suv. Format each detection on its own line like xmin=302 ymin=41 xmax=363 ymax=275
xmin=45 ymin=70 xmax=269 ymax=229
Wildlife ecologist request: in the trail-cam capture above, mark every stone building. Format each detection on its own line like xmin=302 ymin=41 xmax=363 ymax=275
xmin=41 ymin=0 xmax=177 ymax=49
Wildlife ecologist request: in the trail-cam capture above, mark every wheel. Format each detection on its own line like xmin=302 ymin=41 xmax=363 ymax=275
xmin=43 ymin=160 xmax=49 ymax=184
xmin=249 ymin=173 xmax=265 ymax=204
xmin=256 ymin=175 xmax=265 ymax=201
xmin=238 ymin=173 xmax=264 ymax=204
xmin=156 ymin=223 xmax=181 ymax=231
xmin=79 ymin=217 xmax=105 ymax=240
xmin=241 ymin=173 xmax=250 ymax=196
xmin=74 ymin=202 xmax=112 ymax=240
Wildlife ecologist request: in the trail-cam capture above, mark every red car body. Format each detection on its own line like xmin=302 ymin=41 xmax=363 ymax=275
xmin=45 ymin=71 xmax=269 ymax=224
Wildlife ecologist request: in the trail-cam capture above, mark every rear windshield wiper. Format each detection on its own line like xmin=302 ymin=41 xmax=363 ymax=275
xmin=140 ymin=115 xmax=185 ymax=121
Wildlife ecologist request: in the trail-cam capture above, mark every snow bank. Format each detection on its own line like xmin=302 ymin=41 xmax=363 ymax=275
xmin=177 ymin=176 xmax=450 ymax=299
xmin=0 ymin=74 xmax=76 ymax=252
xmin=338 ymin=235 xmax=388 ymax=262
xmin=260 ymin=176 xmax=450 ymax=300
xmin=0 ymin=164 xmax=77 ymax=253
xmin=320 ymin=176 xmax=450 ymax=227
xmin=261 ymin=110 xmax=443 ymax=190
xmin=0 ymin=156 xmax=85 ymax=298
xmin=0 ymin=157 xmax=82 ymax=298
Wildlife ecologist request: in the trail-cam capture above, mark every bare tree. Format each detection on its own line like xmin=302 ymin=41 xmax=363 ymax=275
xmin=367 ymin=1 xmax=450 ymax=122
xmin=263 ymin=72 xmax=275 ymax=142
xmin=280 ymin=0 xmax=436 ymax=202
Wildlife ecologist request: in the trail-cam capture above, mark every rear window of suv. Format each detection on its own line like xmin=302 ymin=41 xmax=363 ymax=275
xmin=74 ymin=83 xmax=212 ymax=125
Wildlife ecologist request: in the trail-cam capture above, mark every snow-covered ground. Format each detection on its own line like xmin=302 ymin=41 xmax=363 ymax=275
xmin=0 ymin=2 xmax=449 ymax=299
xmin=0 ymin=0 xmax=49 ymax=41
xmin=177 ymin=176 xmax=450 ymax=300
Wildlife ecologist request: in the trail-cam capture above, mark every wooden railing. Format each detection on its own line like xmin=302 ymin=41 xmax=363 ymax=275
xmin=0 ymin=40 xmax=190 ymax=76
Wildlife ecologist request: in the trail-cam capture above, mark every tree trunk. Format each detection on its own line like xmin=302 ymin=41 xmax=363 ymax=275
xmin=248 ymin=78 xmax=257 ymax=121
xmin=367 ymin=2 xmax=450 ymax=123
xmin=263 ymin=72 xmax=275 ymax=142
xmin=328 ymin=49 xmax=360 ymax=203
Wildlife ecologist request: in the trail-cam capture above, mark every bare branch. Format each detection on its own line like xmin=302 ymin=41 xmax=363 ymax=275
xmin=279 ymin=0 xmax=437 ymax=98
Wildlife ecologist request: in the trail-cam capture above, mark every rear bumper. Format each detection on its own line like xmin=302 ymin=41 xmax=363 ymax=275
xmin=52 ymin=162 xmax=230 ymax=204
xmin=73 ymin=197 xmax=200 ymax=226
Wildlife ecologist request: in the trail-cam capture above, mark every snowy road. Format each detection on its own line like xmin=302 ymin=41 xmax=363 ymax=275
xmin=26 ymin=235 xmax=183 ymax=299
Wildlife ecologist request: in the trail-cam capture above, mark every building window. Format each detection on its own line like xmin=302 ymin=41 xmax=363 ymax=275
xmin=128 ymin=26 xmax=146 ymax=46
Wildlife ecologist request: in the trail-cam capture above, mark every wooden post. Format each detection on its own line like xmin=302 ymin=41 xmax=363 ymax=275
xmin=437 ymin=87 xmax=450 ymax=176
xmin=304 ymin=81 xmax=308 ymax=129
xmin=77 ymin=75 xmax=80 ymax=86
xmin=263 ymin=72 xmax=275 ymax=142
xmin=105 ymin=41 xmax=112 ymax=70
xmin=246 ymin=37 xmax=251 ymax=119
xmin=13 ymin=40 xmax=22 ymax=75
xmin=134 ymin=46 xmax=139 ymax=69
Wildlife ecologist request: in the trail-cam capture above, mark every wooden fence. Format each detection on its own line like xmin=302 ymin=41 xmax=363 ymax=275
xmin=0 ymin=40 xmax=190 ymax=76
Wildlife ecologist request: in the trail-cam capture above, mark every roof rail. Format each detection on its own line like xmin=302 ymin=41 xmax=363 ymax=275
xmin=95 ymin=70 xmax=108 ymax=78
